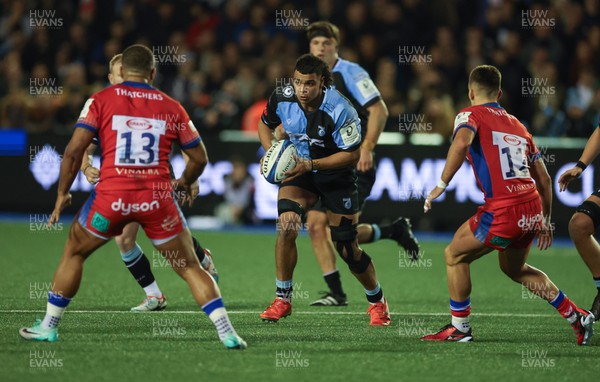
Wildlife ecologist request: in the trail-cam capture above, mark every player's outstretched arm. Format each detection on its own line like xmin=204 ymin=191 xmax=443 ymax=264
xmin=558 ymin=128 xmax=600 ymax=192
xmin=49 ymin=128 xmax=95 ymax=226
xmin=424 ymin=128 xmax=474 ymax=212
xmin=530 ymin=159 xmax=553 ymax=250
xmin=174 ymin=141 xmax=208 ymax=207
xmin=80 ymin=142 xmax=99 ymax=185
xmin=358 ymin=100 xmax=388 ymax=172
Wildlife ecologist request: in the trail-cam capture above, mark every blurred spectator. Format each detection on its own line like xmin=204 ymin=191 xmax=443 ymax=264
xmin=215 ymin=156 xmax=256 ymax=225
xmin=565 ymin=67 xmax=597 ymax=137
xmin=0 ymin=0 xmax=599 ymax=139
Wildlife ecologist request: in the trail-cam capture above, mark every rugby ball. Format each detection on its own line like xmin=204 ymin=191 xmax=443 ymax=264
xmin=261 ymin=140 xmax=297 ymax=184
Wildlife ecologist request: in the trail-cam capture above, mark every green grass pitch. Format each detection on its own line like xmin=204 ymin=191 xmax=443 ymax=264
xmin=1 ymin=221 xmax=599 ymax=382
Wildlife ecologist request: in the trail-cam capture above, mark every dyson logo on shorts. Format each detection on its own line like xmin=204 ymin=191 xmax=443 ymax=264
xmin=111 ymin=198 xmax=160 ymax=216
xmin=517 ymin=213 xmax=543 ymax=231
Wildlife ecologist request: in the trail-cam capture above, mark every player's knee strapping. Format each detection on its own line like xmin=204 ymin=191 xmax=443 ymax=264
xmin=277 ymin=199 xmax=305 ymax=231
xmin=277 ymin=199 xmax=305 ymax=219
xmin=576 ymin=201 xmax=600 ymax=229
xmin=330 ymin=217 xmax=371 ymax=273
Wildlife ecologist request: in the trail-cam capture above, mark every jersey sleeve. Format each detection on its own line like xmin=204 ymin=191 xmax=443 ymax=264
xmin=75 ymin=98 xmax=100 ymax=133
xmin=341 ymin=64 xmax=381 ymax=107
xmin=260 ymin=90 xmax=281 ymax=129
xmin=453 ymin=110 xmax=478 ymax=137
xmin=333 ymin=104 xmax=361 ymax=151
xmin=176 ymin=104 xmax=201 ymax=149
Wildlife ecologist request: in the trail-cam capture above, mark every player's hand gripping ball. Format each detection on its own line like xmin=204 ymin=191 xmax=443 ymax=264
xmin=261 ymin=140 xmax=297 ymax=184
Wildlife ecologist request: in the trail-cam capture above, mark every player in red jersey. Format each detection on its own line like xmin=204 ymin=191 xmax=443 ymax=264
xmin=80 ymin=53 xmax=219 ymax=312
xmin=19 ymin=44 xmax=246 ymax=349
xmin=421 ymin=65 xmax=593 ymax=345
xmin=558 ymin=122 xmax=600 ymax=320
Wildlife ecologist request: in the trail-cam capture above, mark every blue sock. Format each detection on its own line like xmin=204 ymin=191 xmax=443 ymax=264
xmin=549 ymin=290 xmax=565 ymax=308
xmin=365 ymin=283 xmax=384 ymax=303
xmin=371 ymin=224 xmax=381 ymax=242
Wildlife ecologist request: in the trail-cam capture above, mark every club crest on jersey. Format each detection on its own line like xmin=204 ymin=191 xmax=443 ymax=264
xmin=282 ymin=85 xmax=294 ymax=98
xmin=318 ymin=125 xmax=325 ymax=137
xmin=343 ymin=197 xmax=352 ymax=209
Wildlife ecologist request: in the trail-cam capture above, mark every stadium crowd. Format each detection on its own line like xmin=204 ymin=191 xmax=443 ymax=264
xmin=1 ymin=0 xmax=600 ymax=138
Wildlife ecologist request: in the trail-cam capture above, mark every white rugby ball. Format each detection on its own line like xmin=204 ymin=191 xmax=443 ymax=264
xmin=261 ymin=140 xmax=297 ymax=184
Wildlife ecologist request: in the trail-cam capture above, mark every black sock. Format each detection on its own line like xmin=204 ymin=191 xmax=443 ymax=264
xmin=366 ymin=286 xmax=384 ymax=304
xmin=324 ymin=270 xmax=346 ymax=297
xmin=379 ymin=223 xmax=396 ymax=239
xmin=192 ymin=236 xmax=206 ymax=263
xmin=124 ymin=252 xmax=155 ymax=288
xmin=594 ymin=276 xmax=600 ymax=293
xmin=276 ymin=286 xmax=293 ymax=301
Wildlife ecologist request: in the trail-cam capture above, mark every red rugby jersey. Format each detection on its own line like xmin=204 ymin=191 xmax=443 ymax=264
xmin=75 ymin=81 xmax=200 ymax=191
xmin=453 ymin=102 xmax=541 ymax=208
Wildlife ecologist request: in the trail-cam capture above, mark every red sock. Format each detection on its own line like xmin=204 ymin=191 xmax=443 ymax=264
xmin=556 ymin=297 xmax=578 ymax=322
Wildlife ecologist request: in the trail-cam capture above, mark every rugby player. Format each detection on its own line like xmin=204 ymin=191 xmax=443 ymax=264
xmin=80 ymin=53 xmax=219 ymax=312
xmin=19 ymin=44 xmax=246 ymax=349
xmin=421 ymin=65 xmax=593 ymax=345
xmin=258 ymin=54 xmax=391 ymax=326
xmin=279 ymin=22 xmax=420 ymax=306
xmin=558 ymin=125 xmax=600 ymax=319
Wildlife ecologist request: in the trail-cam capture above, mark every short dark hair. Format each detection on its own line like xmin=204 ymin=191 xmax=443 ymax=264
xmin=306 ymin=21 xmax=340 ymax=44
xmin=294 ymin=54 xmax=333 ymax=88
xmin=121 ymin=44 xmax=154 ymax=76
xmin=469 ymin=65 xmax=501 ymax=97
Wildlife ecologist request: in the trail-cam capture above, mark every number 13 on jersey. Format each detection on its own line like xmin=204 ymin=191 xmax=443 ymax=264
xmin=112 ymin=115 xmax=167 ymax=166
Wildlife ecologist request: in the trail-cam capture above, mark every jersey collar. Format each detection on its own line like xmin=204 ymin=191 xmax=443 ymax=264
xmin=121 ymin=81 xmax=154 ymax=89
xmin=483 ymin=101 xmax=502 ymax=109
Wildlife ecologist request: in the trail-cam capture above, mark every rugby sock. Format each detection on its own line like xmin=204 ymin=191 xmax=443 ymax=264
xmin=192 ymin=236 xmax=208 ymax=267
xmin=202 ymin=297 xmax=238 ymax=342
xmin=365 ymin=283 xmax=384 ymax=304
xmin=594 ymin=277 xmax=600 ymax=292
xmin=41 ymin=292 xmax=71 ymax=330
xmin=378 ymin=223 xmax=396 ymax=239
xmin=276 ymin=279 xmax=293 ymax=302
xmin=549 ymin=290 xmax=579 ymax=324
xmin=143 ymin=281 xmax=162 ymax=298
xmin=121 ymin=243 xmax=160 ymax=295
xmin=450 ymin=297 xmax=471 ymax=333
xmin=323 ymin=270 xmax=346 ymax=297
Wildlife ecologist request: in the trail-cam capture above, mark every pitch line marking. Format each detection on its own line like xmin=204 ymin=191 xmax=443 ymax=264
xmin=0 ymin=310 xmax=555 ymax=317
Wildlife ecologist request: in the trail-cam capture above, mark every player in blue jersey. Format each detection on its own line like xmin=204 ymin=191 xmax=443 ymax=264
xmin=80 ymin=53 xmax=218 ymax=312
xmin=258 ymin=54 xmax=391 ymax=326
xmin=301 ymin=21 xmax=420 ymax=306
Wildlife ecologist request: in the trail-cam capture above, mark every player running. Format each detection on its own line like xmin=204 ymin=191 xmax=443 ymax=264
xmin=305 ymin=22 xmax=419 ymax=306
xmin=421 ymin=65 xmax=593 ymax=345
xmin=81 ymin=53 xmax=219 ymax=312
xmin=19 ymin=44 xmax=246 ymax=349
xmin=258 ymin=54 xmax=391 ymax=326
xmin=558 ymin=124 xmax=600 ymax=319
